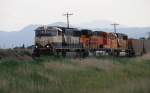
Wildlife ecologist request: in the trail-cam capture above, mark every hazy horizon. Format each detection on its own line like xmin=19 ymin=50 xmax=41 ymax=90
xmin=0 ymin=0 xmax=150 ymax=31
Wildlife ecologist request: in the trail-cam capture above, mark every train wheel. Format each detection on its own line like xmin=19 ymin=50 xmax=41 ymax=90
xmin=83 ymin=51 xmax=89 ymax=57
xmin=82 ymin=50 xmax=89 ymax=58
xmin=127 ymin=50 xmax=134 ymax=57
xmin=112 ymin=50 xmax=119 ymax=57
xmin=115 ymin=51 xmax=120 ymax=56
xmin=62 ymin=52 xmax=66 ymax=57
xmin=108 ymin=51 xmax=113 ymax=56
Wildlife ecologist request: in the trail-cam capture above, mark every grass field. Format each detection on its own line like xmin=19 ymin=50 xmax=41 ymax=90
xmin=0 ymin=49 xmax=150 ymax=93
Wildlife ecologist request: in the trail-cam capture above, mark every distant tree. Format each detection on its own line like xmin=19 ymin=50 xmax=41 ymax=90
xmin=22 ymin=44 xmax=25 ymax=49
xmin=139 ymin=37 xmax=145 ymax=40
xmin=27 ymin=45 xmax=34 ymax=49
xmin=147 ymin=32 xmax=150 ymax=40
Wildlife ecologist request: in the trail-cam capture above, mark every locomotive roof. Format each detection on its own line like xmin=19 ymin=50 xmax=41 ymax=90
xmin=108 ymin=32 xmax=127 ymax=36
xmin=35 ymin=26 xmax=77 ymax=31
xmin=108 ymin=32 xmax=128 ymax=39
xmin=116 ymin=33 xmax=128 ymax=37
xmin=81 ymin=29 xmax=92 ymax=31
xmin=93 ymin=31 xmax=107 ymax=33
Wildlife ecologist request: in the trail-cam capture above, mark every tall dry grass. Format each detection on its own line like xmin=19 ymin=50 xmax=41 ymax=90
xmin=0 ymin=51 xmax=150 ymax=93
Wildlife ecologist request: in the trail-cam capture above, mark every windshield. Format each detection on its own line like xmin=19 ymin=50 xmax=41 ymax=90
xmin=93 ymin=31 xmax=106 ymax=37
xmin=81 ymin=29 xmax=92 ymax=36
xmin=35 ymin=26 xmax=59 ymax=37
xmin=36 ymin=30 xmax=57 ymax=36
xmin=65 ymin=29 xmax=81 ymax=36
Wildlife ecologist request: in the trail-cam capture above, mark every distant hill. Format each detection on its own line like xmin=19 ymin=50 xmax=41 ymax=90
xmin=75 ymin=20 xmax=128 ymax=29
xmin=94 ymin=27 xmax=150 ymax=39
xmin=49 ymin=22 xmax=72 ymax=27
xmin=0 ymin=24 xmax=38 ymax=48
xmin=0 ymin=21 xmax=150 ymax=48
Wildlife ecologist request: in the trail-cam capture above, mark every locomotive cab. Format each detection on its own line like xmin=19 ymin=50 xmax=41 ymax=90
xmin=34 ymin=26 xmax=65 ymax=54
xmin=80 ymin=29 xmax=92 ymax=48
xmin=33 ymin=26 xmax=84 ymax=56
xmin=116 ymin=33 xmax=128 ymax=49
xmin=106 ymin=32 xmax=118 ymax=49
xmin=106 ymin=33 xmax=128 ymax=49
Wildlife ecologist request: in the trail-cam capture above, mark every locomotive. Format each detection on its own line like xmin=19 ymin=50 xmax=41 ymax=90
xmin=33 ymin=26 xmax=87 ymax=57
xmin=90 ymin=31 xmax=107 ymax=49
xmin=33 ymin=26 xmax=146 ymax=57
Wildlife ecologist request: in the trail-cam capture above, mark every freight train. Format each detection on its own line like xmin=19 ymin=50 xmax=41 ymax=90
xmin=33 ymin=26 xmax=147 ymax=57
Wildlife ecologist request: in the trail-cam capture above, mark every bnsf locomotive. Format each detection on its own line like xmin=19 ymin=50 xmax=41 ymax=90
xmin=33 ymin=26 xmax=146 ymax=57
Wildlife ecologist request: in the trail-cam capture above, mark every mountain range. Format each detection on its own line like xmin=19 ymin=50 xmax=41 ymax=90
xmin=0 ymin=21 xmax=150 ymax=48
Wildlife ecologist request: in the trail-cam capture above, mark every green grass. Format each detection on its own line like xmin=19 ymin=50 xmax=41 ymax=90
xmin=0 ymin=52 xmax=150 ymax=93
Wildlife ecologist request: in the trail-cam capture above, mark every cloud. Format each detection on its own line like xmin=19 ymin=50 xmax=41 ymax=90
xmin=0 ymin=0 xmax=150 ymax=31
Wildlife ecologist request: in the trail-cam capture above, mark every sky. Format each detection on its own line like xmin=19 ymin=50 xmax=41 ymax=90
xmin=0 ymin=0 xmax=150 ymax=31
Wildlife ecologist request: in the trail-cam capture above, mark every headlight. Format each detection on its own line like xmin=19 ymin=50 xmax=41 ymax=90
xmin=46 ymin=45 xmax=50 ymax=48
xmin=35 ymin=45 xmax=38 ymax=48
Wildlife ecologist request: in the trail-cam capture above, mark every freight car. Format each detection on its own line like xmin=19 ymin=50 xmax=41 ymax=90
xmin=144 ymin=39 xmax=150 ymax=53
xmin=128 ymin=39 xmax=144 ymax=56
